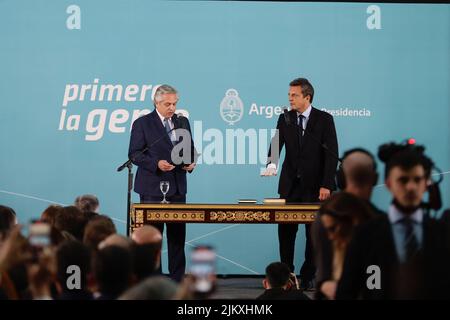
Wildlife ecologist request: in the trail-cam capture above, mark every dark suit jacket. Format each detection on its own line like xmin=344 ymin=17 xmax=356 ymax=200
xmin=268 ymin=107 xmax=338 ymax=199
xmin=128 ymin=110 xmax=195 ymax=197
xmin=336 ymin=214 xmax=450 ymax=300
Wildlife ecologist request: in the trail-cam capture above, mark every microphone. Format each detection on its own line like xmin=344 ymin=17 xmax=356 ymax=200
xmin=173 ymin=113 xmax=189 ymax=130
xmin=117 ymin=125 xmax=178 ymax=172
xmin=171 ymin=113 xmax=180 ymax=128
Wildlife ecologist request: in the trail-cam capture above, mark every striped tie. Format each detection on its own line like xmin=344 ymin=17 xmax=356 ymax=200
xmin=400 ymin=217 xmax=419 ymax=262
xmin=164 ymin=118 xmax=176 ymax=145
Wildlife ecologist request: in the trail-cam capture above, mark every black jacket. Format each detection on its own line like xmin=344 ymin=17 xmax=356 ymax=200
xmin=268 ymin=107 xmax=338 ymax=199
xmin=336 ymin=214 xmax=450 ymax=299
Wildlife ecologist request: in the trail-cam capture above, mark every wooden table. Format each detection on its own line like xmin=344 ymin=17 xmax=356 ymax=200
xmin=130 ymin=203 xmax=320 ymax=234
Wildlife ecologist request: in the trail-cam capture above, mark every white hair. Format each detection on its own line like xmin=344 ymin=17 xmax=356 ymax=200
xmin=152 ymin=84 xmax=178 ymax=103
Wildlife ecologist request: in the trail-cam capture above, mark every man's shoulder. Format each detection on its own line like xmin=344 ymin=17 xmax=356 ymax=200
xmin=367 ymin=201 xmax=387 ymax=216
xmin=366 ymin=212 xmax=389 ymax=226
xmin=312 ymin=107 xmax=333 ymax=120
xmin=354 ymin=213 xmax=390 ymax=239
xmin=276 ymin=110 xmax=292 ymax=121
xmin=273 ymin=111 xmax=288 ymax=127
xmin=133 ymin=111 xmax=154 ymax=125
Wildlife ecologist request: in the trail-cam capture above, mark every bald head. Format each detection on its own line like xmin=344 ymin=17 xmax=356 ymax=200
xmin=131 ymin=226 xmax=163 ymax=280
xmin=342 ymin=151 xmax=377 ymax=190
xmin=98 ymin=234 xmax=132 ymax=250
xmin=132 ymin=226 xmax=162 ymax=245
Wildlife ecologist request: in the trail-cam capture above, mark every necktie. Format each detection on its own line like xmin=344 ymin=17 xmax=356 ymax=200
xmin=298 ymin=114 xmax=304 ymax=146
xmin=400 ymin=217 xmax=419 ymax=262
xmin=164 ymin=118 xmax=176 ymax=145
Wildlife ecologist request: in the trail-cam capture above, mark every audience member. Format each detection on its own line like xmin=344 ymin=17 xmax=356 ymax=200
xmin=131 ymin=226 xmax=163 ymax=281
xmin=74 ymin=194 xmax=99 ymax=213
xmin=317 ymin=192 xmax=373 ymax=299
xmin=83 ymin=215 xmax=116 ymax=250
xmin=256 ymin=262 xmax=309 ymax=300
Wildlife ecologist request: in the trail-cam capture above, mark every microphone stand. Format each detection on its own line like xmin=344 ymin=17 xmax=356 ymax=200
xmin=117 ymin=147 xmax=148 ymax=236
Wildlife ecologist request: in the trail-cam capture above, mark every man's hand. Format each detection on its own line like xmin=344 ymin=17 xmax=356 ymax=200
xmin=261 ymin=167 xmax=277 ymax=177
xmin=182 ymin=163 xmax=196 ymax=171
xmin=158 ymin=160 xmax=175 ymax=172
xmin=318 ymin=187 xmax=331 ymax=201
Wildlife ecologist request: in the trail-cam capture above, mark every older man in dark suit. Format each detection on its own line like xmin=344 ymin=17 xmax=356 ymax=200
xmin=128 ymin=84 xmax=196 ymax=282
xmin=263 ymin=78 xmax=339 ymax=289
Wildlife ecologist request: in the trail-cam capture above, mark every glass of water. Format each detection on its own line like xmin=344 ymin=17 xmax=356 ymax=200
xmin=160 ymin=181 xmax=170 ymax=203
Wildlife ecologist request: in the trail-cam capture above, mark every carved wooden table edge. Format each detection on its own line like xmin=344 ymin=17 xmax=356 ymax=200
xmin=129 ymin=203 xmax=321 ymax=233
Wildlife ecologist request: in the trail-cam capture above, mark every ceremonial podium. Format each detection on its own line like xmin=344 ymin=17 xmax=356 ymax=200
xmin=129 ymin=203 xmax=320 ymax=234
